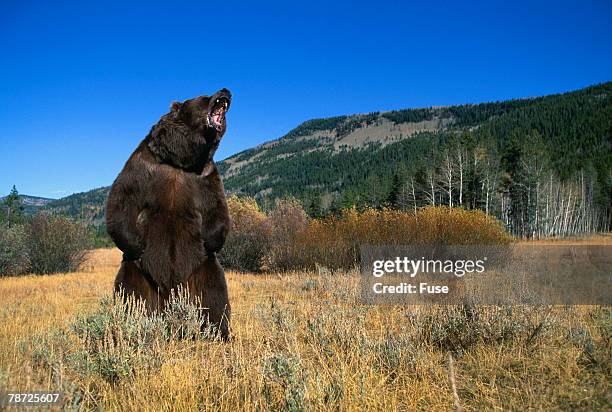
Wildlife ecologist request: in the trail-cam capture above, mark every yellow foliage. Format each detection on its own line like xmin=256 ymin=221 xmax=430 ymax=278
xmin=298 ymin=206 xmax=511 ymax=270
xmin=223 ymin=198 xmax=511 ymax=272
xmin=221 ymin=196 xmax=271 ymax=272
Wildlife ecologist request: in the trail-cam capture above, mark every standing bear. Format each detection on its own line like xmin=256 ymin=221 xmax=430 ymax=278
xmin=106 ymin=89 xmax=232 ymax=339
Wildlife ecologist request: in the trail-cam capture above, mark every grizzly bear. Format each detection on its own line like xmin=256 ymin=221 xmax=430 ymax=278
xmin=106 ymin=89 xmax=232 ymax=339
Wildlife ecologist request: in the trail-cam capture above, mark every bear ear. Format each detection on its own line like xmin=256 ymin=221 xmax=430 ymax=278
xmin=171 ymin=101 xmax=183 ymax=113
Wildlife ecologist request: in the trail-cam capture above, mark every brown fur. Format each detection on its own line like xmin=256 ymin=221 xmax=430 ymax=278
xmin=113 ymin=257 xmax=230 ymax=336
xmin=106 ymin=89 xmax=232 ymax=338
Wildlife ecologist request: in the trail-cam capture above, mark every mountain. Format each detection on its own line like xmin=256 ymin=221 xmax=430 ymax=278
xmin=218 ymin=82 xmax=612 ymax=214
xmin=0 ymin=195 xmax=55 ymax=214
xmin=23 ymin=82 xmax=612 ymax=235
xmin=43 ymin=187 xmax=109 ymax=226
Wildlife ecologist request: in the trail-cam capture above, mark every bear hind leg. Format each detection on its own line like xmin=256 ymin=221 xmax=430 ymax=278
xmin=188 ymin=256 xmax=231 ymax=340
xmin=114 ymin=260 xmax=164 ymax=314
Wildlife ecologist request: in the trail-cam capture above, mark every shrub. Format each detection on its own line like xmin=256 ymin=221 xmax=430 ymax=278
xmin=163 ymin=288 xmax=216 ymax=339
xmin=220 ymin=196 xmax=271 ymax=272
xmin=298 ymin=216 xmax=357 ymax=270
xmin=0 ymin=224 xmax=30 ymax=275
xmin=299 ymin=206 xmax=511 ymax=271
xmin=31 ymin=294 xmax=168 ymax=384
xmin=263 ymin=197 xmax=309 ymax=271
xmin=412 ymin=206 xmax=512 ymax=245
xmin=412 ymin=304 xmax=549 ymax=355
xmin=262 ymin=353 xmax=307 ymax=411
xmin=368 ymin=333 xmax=419 ymax=379
xmin=220 ymin=196 xmax=510 ymax=272
xmin=30 ymin=289 xmax=216 ymax=385
xmin=25 ymin=212 xmax=92 ymax=274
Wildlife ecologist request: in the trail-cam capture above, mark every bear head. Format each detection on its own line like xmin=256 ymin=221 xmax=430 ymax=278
xmin=147 ymin=88 xmax=231 ymax=173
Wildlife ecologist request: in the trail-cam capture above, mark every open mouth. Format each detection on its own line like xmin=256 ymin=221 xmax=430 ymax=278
xmin=208 ymin=96 xmax=230 ymax=131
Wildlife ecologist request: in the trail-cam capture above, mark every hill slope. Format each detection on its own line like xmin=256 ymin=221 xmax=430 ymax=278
xmin=218 ymin=82 xmax=611 ymax=216
xmin=0 ymin=195 xmax=55 ymax=215
xmin=44 ymin=187 xmax=109 ymax=226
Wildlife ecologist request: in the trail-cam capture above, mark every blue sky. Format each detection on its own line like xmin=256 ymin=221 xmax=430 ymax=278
xmin=0 ymin=0 xmax=610 ymax=198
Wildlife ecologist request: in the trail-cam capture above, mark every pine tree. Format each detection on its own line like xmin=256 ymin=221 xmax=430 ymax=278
xmin=2 ymin=185 xmax=24 ymax=227
xmin=387 ymin=173 xmax=402 ymax=208
xmin=308 ymin=190 xmax=324 ymax=218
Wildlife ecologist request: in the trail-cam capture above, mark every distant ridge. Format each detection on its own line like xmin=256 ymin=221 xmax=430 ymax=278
xmin=0 ymin=194 xmax=54 ymax=214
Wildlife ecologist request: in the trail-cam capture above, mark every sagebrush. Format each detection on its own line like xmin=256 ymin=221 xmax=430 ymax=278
xmin=0 ymin=212 xmax=91 ymax=276
xmin=221 ymin=197 xmax=511 ymax=272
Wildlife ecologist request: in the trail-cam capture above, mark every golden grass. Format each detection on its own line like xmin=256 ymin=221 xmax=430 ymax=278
xmin=0 ymin=244 xmax=610 ymax=411
xmin=520 ymin=233 xmax=612 ymax=245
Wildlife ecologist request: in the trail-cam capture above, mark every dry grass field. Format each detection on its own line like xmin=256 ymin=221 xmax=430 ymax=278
xmin=0 ymin=242 xmax=610 ymax=411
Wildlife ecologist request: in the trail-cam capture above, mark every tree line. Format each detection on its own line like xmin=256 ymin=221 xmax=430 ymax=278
xmin=222 ymin=83 xmax=612 ymax=238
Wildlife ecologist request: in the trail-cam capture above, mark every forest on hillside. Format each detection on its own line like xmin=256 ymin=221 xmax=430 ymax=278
xmin=220 ymin=83 xmax=612 ymax=238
